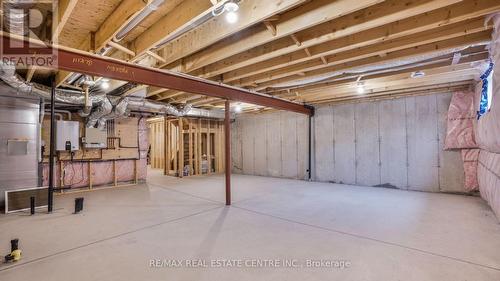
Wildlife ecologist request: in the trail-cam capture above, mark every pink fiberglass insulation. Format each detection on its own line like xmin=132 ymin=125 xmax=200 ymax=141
xmin=42 ymin=162 xmax=90 ymax=188
xmin=115 ymin=160 xmax=136 ymax=182
xmin=42 ymin=159 xmax=147 ymax=189
xmin=138 ymin=117 xmax=149 ymax=152
xmin=474 ymin=15 xmax=500 ymax=153
xmin=90 ymin=162 xmax=114 ymax=186
xmin=41 ymin=116 xmax=149 ymax=189
xmin=474 ymin=13 xmax=500 ymax=219
xmin=478 ymin=150 xmax=500 ymax=219
xmin=461 ymin=149 xmax=479 ymax=191
xmin=444 ymin=91 xmax=477 ymax=150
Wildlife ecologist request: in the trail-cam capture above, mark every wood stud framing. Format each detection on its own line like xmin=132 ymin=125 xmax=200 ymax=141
xmin=148 ymin=118 xmax=226 ymax=177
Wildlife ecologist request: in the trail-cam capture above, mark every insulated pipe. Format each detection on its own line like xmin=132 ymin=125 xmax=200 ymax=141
xmin=114 ymin=0 xmax=165 ymax=41
xmin=43 ymin=112 xmax=63 ymax=120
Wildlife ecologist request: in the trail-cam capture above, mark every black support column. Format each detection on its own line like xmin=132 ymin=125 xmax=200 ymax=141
xmin=47 ymin=79 xmax=56 ymax=212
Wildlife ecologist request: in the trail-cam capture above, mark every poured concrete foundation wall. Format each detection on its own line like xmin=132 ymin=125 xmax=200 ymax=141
xmin=313 ymin=92 xmax=465 ymax=192
xmin=232 ymin=111 xmax=309 ymax=180
xmin=233 ymin=92 xmax=466 ymax=193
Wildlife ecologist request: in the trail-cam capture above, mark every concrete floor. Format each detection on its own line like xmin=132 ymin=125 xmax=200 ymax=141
xmin=1 ymin=169 xmax=500 ymax=280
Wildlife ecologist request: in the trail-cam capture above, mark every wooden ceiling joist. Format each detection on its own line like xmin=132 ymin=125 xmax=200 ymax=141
xmin=173 ymin=0 xmax=388 ymax=75
xmin=55 ymin=0 xmax=149 ymax=86
xmin=156 ymin=91 xmax=188 ymax=101
xmin=250 ymin=29 xmax=491 ymax=90
xmin=130 ymin=0 xmax=214 ymax=58
xmin=277 ymin=62 xmax=482 ymax=101
xmin=312 ymin=83 xmax=472 ymax=105
xmin=220 ymin=0 xmax=499 ymax=84
xmin=158 ymin=0 xmax=309 ymax=67
xmin=269 ymin=50 xmax=488 ymax=96
xmin=182 ymin=0 xmax=463 ymax=79
xmin=2 ymin=33 xmax=312 ymax=115
xmin=53 ymin=0 xmax=79 ymax=40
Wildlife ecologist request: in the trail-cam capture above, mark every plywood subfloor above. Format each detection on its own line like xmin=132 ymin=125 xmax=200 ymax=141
xmin=58 ymin=0 xmax=122 ymax=48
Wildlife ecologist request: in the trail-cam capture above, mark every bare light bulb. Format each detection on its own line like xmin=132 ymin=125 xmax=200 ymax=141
xmin=225 ymin=11 xmax=238 ymax=23
xmin=357 ymin=85 xmax=365 ymax=94
xmin=234 ymin=104 xmax=242 ymax=113
xmin=101 ymin=81 xmax=110 ymax=90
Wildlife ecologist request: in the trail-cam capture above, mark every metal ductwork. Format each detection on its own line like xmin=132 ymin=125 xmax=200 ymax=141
xmin=153 ymin=0 xmax=239 ymax=49
xmin=126 ymin=98 xmax=192 ymax=115
xmin=114 ymin=0 xmax=165 ymax=42
xmin=2 ymin=1 xmax=30 ymax=36
xmin=0 ymin=62 xmax=193 ymax=130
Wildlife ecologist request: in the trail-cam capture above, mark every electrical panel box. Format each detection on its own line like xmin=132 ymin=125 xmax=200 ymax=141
xmin=56 ymin=120 xmax=79 ymax=151
xmin=82 ymin=127 xmax=107 ymax=149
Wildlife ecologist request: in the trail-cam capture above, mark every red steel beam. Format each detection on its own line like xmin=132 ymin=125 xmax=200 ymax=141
xmin=0 ymin=33 xmax=313 ymax=115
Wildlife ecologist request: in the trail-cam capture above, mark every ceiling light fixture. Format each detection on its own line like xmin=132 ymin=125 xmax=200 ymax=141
xmin=101 ymin=81 xmax=110 ymax=90
xmin=234 ymin=103 xmax=242 ymax=113
xmin=356 ymin=76 xmax=365 ymax=94
xmin=411 ymin=71 xmax=425 ymax=78
xmin=357 ymin=84 xmax=365 ymax=94
xmin=224 ymin=1 xmax=239 ymax=24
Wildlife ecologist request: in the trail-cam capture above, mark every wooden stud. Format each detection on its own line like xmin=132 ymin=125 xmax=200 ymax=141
xmin=59 ymin=161 xmax=64 ymax=189
xmin=215 ymin=122 xmax=220 ymax=172
xmin=321 ymin=56 xmax=328 ymax=65
xmin=26 ymin=66 xmax=37 ymax=82
xmin=166 ymin=119 xmax=171 ymax=175
xmin=147 ymin=51 xmax=167 ymax=63
xmin=188 ymin=119 xmax=193 ymax=175
xmin=290 ymin=34 xmax=301 ymax=46
xmin=207 ymin=119 xmax=211 ymax=174
xmin=107 ymin=41 xmax=136 ymax=57
xmin=178 ymin=118 xmax=184 ymax=178
xmin=263 ymin=21 xmax=277 ymax=36
xmin=173 ymin=121 xmax=178 ymax=174
xmin=197 ymin=118 xmax=202 ymax=175
xmin=163 ymin=117 xmax=168 ymax=175
xmin=304 ymin=47 xmax=312 ymax=57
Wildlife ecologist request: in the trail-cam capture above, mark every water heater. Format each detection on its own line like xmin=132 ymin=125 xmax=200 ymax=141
xmin=56 ymin=120 xmax=79 ymax=151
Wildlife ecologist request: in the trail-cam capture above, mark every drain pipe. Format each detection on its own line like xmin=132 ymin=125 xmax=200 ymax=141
xmin=306 ymin=105 xmax=315 ymax=181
